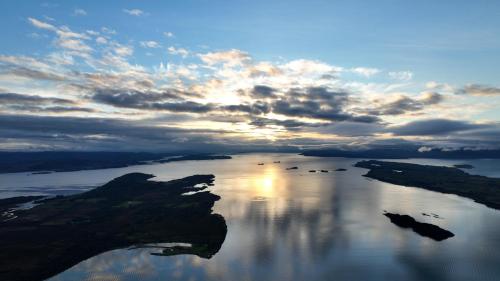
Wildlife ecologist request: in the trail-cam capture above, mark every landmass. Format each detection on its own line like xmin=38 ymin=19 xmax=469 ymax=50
xmin=286 ymin=166 xmax=298 ymax=170
xmin=156 ymin=154 xmax=232 ymax=163
xmin=384 ymin=212 xmax=454 ymax=241
xmin=0 ymin=196 xmax=45 ymax=215
xmin=301 ymin=147 xmax=500 ymax=159
xmin=0 ymin=173 xmax=227 ymax=281
xmin=355 ymin=160 xmax=500 ymax=210
xmin=453 ymin=164 xmax=474 ymax=169
xmin=0 ymin=152 xmax=232 ymax=174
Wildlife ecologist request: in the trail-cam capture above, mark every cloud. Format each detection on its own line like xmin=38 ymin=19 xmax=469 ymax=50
xmin=3 ymin=17 xmax=499 ymax=151
xmin=283 ymin=59 xmax=340 ymax=76
xmin=250 ymin=85 xmax=277 ymax=98
xmin=250 ymin=117 xmax=312 ymax=130
xmin=73 ymin=8 xmax=87 ymax=16
xmin=456 ymin=84 xmax=500 ymax=96
xmin=0 ymin=114 xmax=229 ymax=152
xmin=222 ymin=102 xmax=271 ymax=115
xmin=28 ymin=17 xmax=56 ymax=31
xmin=0 ymin=93 xmax=93 ymax=114
xmin=6 ymin=105 xmax=96 ymax=113
xmin=350 ymin=67 xmax=381 ymax=77
xmin=199 ymin=49 xmax=251 ymax=66
xmin=89 ymin=88 xmax=216 ymax=114
xmin=313 ymin=121 xmax=385 ymax=137
xmin=163 ymin=32 xmax=174 ymax=38
xmin=364 ymin=92 xmax=443 ymax=116
xmin=0 ymin=61 xmax=66 ymax=81
xmin=140 ymin=41 xmax=160 ymax=48
xmin=123 ymin=9 xmax=145 ymax=16
xmin=388 ymin=119 xmax=489 ymax=136
xmin=95 ymin=36 xmax=107 ymax=44
xmin=271 ymin=87 xmax=379 ymax=123
xmin=0 ymin=92 xmax=76 ymax=105
xmin=167 ymin=46 xmax=189 ymax=57
xmin=389 ymin=71 xmax=413 ymax=81
xmin=27 ymin=17 xmax=92 ymax=55
xmin=113 ymin=44 xmax=133 ymax=57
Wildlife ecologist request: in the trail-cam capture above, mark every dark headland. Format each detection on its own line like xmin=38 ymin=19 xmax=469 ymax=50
xmin=355 ymin=160 xmax=500 ymax=210
xmin=0 ymin=173 xmax=227 ymax=281
xmin=0 ymin=152 xmax=232 ymax=174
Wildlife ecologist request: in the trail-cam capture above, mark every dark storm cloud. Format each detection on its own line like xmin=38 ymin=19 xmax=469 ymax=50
xmin=313 ymin=121 xmax=385 ymax=137
xmin=6 ymin=105 xmax=96 ymax=113
xmin=272 ymin=87 xmax=379 ymax=123
xmin=91 ymin=89 xmax=180 ymax=106
xmin=0 ymin=93 xmax=96 ymax=113
xmin=270 ymin=87 xmax=379 ymax=123
xmin=90 ymin=88 xmax=216 ymax=113
xmin=251 ymin=85 xmax=277 ymax=98
xmin=0 ymin=114 xmax=232 ymax=151
xmin=365 ymin=92 xmax=443 ymax=116
xmin=88 ymin=85 xmax=379 ymax=124
xmin=388 ymin=119 xmax=490 ymax=136
xmin=456 ymin=84 xmax=500 ymax=96
xmin=222 ymin=102 xmax=271 ymax=115
xmin=250 ymin=117 xmax=316 ymax=129
xmin=150 ymin=101 xmax=215 ymax=113
xmin=0 ymin=92 xmax=76 ymax=105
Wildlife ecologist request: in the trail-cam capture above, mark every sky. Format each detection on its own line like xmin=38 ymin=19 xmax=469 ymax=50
xmin=0 ymin=0 xmax=499 ymax=152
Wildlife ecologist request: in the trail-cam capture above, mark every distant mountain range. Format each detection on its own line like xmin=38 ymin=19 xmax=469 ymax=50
xmin=301 ymin=148 xmax=500 ymax=159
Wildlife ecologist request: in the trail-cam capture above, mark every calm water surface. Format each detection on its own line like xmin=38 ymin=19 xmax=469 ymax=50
xmin=1 ymin=154 xmax=499 ymax=281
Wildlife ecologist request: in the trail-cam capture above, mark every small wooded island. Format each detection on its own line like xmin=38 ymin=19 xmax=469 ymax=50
xmin=384 ymin=212 xmax=454 ymax=241
xmin=355 ymin=160 xmax=500 ymax=210
xmin=0 ymin=173 xmax=227 ymax=281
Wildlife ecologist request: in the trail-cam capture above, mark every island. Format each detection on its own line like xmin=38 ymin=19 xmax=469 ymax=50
xmin=0 ymin=173 xmax=227 ymax=281
xmin=335 ymin=168 xmax=347 ymax=171
xmin=355 ymin=160 xmax=500 ymax=210
xmin=453 ymin=164 xmax=474 ymax=169
xmin=384 ymin=212 xmax=454 ymax=241
xmin=156 ymin=154 xmax=232 ymax=163
xmin=0 ymin=152 xmax=232 ymax=174
xmin=286 ymin=166 xmax=298 ymax=170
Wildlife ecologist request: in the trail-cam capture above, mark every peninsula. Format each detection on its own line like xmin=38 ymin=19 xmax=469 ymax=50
xmin=0 ymin=173 xmax=227 ymax=281
xmin=355 ymin=160 xmax=500 ymax=210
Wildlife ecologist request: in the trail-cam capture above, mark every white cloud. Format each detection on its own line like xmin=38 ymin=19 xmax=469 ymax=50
xmin=389 ymin=71 xmax=413 ymax=81
xmin=28 ymin=17 xmax=92 ymax=55
xmin=113 ymin=44 xmax=133 ymax=57
xmin=96 ymin=36 xmax=107 ymax=44
xmin=101 ymin=27 xmax=116 ymax=35
xmin=28 ymin=17 xmax=56 ymax=31
xmin=199 ymin=49 xmax=251 ymax=66
xmin=140 ymin=41 xmax=160 ymax=48
xmin=123 ymin=9 xmax=144 ymax=16
xmin=47 ymin=52 xmax=74 ymax=65
xmin=351 ymin=67 xmax=381 ymax=77
xmin=282 ymin=59 xmax=341 ymax=77
xmin=164 ymin=32 xmax=174 ymax=38
xmin=86 ymin=30 xmax=99 ymax=36
xmin=167 ymin=46 xmax=189 ymax=58
xmin=73 ymin=8 xmax=87 ymax=16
